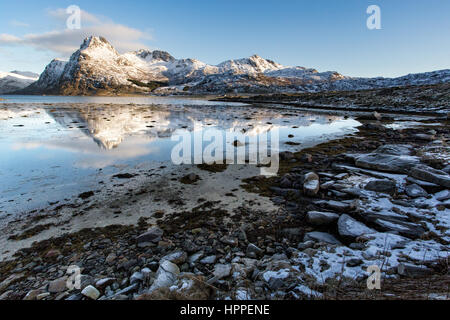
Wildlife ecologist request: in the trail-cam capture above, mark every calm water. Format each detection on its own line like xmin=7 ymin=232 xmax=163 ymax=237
xmin=0 ymin=96 xmax=361 ymax=214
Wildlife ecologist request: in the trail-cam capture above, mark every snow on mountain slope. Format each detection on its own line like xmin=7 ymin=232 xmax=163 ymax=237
xmin=20 ymin=35 xmax=450 ymax=95
xmin=218 ymin=55 xmax=283 ymax=75
xmin=58 ymin=36 xmax=160 ymax=93
xmin=0 ymin=71 xmax=39 ymax=94
xmin=31 ymin=59 xmax=68 ymax=91
xmin=10 ymin=71 xmax=40 ymax=78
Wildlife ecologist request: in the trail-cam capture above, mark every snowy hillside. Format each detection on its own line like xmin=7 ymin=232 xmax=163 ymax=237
xmin=0 ymin=71 xmax=39 ymax=94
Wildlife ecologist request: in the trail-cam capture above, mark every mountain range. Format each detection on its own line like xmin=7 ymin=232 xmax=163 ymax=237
xmin=2 ymin=36 xmax=450 ymax=95
xmin=0 ymin=71 xmax=39 ymax=94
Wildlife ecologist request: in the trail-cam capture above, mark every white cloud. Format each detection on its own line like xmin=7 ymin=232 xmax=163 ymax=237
xmin=0 ymin=8 xmax=153 ymax=57
xmin=10 ymin=20 xmax=30 ymax=28
xmin=0 ymin=34 xmax=22 ymax=42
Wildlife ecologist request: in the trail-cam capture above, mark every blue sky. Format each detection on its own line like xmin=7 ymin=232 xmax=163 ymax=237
xmin=0 ymin=0 xmax=449 ymax=77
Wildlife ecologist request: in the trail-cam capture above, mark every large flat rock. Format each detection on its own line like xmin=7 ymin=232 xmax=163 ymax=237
xmin=375 ymin=144 xmax=413 ymax=156
xmin=355 ymin=153 xmax=420 ymax=174
xmin=409 ymin=165 xmax=450 ymax=188
xmin=307 ymin=211 xmax=340 ymax=226
xmin=304 ymin=231 xmax=342 ymax=245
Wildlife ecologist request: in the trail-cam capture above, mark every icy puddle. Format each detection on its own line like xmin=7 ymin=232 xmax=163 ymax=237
xmin=0 ymin=97 xmax=361 ymax=214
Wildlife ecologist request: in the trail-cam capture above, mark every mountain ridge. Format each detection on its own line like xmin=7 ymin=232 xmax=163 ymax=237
xmin=0 ymin=71 xmax=39 ymax=94
xmin=6 ymin=36 xmax=450 ymax=96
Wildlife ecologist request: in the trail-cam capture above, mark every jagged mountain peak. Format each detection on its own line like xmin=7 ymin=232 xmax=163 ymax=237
xmin=217 ymin=54 xmax=284 ymax=75
xmin=133 ymin=49 xmax=175 ymax=63
xmin=81 ymin=36 xmax=112 ymax=49
xmin=78 ymin=36 xmax=119 ymax=59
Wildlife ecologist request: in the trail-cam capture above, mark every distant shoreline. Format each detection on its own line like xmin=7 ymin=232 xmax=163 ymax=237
xmin=1 ymin=93 xmax=222 ymax=100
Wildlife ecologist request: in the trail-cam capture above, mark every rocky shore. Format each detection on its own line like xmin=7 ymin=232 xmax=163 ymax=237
xmin=0 ymin=108 xmax=449 ymax=300
xmin=214 ymin=83 xmax=450 ymax=116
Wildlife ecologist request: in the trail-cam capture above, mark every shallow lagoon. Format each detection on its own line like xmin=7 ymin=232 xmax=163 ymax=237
xmin=0 ymin=96 xmax=361 ymax=214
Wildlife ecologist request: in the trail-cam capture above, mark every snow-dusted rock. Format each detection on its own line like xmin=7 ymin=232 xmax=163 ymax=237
xmin=304 ymin=232 xmax=342 ymax=245
xmin=409 ymin=165 xmax=450 ymax=188
xmin=213 ymin=264 xmax=232 ymax=279
xmin=188 ymin=251 xmax=204 ymax=265
xmin=435 ymin=189 xmax=450 ymax=201
xmin=355 ymin=153 xmax=420 ymax=174
xmin=130 ymin=272 xmax=145 ymax=284
xmin=27 ymin=59 xmax=67 ymax=92
xmin=337 ymin=214 xmax=375 ymax=239
xmin=375 ymin=145 xmax=413 ymax=156
xmin=149 ymin=260 xmax=180 ymax=292
xmin=405 ymin=184 xmax=428 ymax=198
xmin=200 ymin=255 xmax=217 ymax=264
xmin=303 ymin=172 xmax=320 ymax=196
xmin=161 ymin=251 xmax=187 ymax=265
xmin=81 ymin=285 xmax=100 ymax=300
xmin=373 ymin=218 xmax=425 ymax=239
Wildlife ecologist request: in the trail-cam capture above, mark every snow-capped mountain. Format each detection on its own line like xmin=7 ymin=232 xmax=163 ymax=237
xmin=0 ymin=71 xmax=39 ymax=94
xmin=218 ymin=55 xmax=283 ymax=75
xmin=10 ymin=71 xmax=39 ymax=78
xmin=18 ymin=36 xmax=450 ymax=96
xmin=30 ymin=59 xmax=68 ymax=91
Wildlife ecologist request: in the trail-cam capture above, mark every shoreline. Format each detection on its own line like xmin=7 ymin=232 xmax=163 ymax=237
xmin=0 ymin=114 xmax=448 ymax=300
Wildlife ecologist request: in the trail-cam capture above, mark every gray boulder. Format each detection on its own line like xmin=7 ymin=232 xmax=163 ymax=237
xmin=247 ymin=244 xmax=264 ymax=258
xmin=373 ymin=218 xmax=425 ymax=239
xmin=136 ymin=226 xmax=164 ymax=244
xmin=314 ymin=200 xmax=354 ymax=212
xmin=397 ymin=263 xmax=432 ymax=278
xmin=365 ymin=179 xmax=397 ymax=195
xmin=307 ymin=211 xmax=339 ymax=226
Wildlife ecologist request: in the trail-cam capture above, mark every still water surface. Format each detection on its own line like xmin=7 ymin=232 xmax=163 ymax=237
xmin=0 ymin=96 xmax=361 ymax=214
